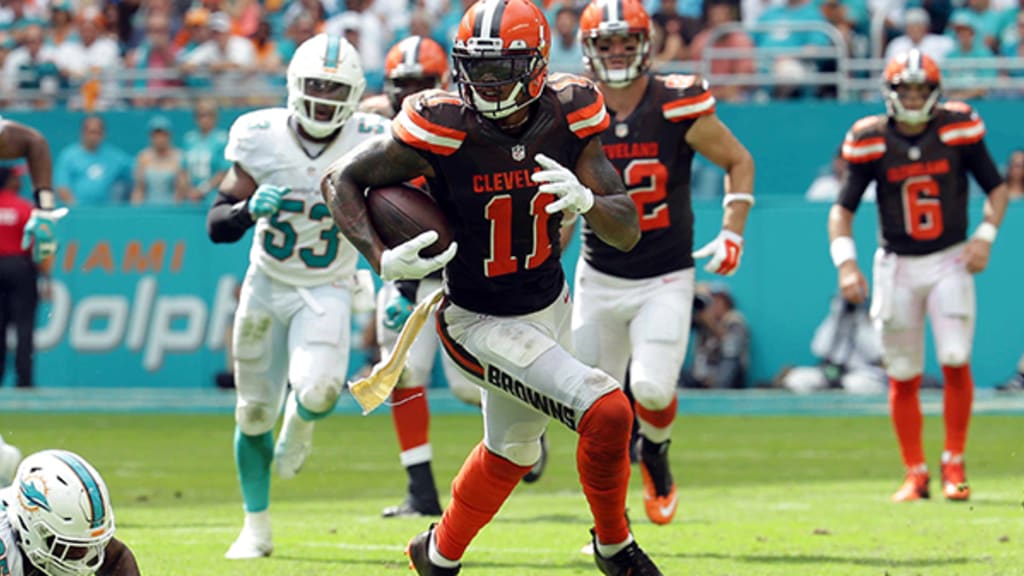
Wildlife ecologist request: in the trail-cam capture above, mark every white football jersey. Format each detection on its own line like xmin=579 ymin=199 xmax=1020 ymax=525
xmin=225 ymin=107 xmax=389 ymax=287
xmin=0 ymin=508 xmax=26 ymax=576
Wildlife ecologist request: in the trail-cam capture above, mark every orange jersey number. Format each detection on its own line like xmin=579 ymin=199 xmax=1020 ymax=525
xmin=901 ymin=176 xmax=944 ymax=241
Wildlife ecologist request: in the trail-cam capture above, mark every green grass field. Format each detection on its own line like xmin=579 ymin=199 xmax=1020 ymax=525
xmin=2 ymin=412 xmax=1022 ymax=575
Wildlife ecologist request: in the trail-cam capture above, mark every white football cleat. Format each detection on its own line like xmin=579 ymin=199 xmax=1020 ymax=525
xmin=0 ymin=441 xmax=22 ymax=488
xmin=274 ymin=391 xmax=314 ymax=480
xmin=225 ymin=511 xmax=273 ymax=560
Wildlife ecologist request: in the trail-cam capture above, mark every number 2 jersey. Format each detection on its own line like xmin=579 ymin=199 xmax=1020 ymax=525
xmin=225 ymin=108 xmax=390 ymax=287
xmin=583 ymin=73 xmax=716 ymax=278
xmin=837 ymin=102 xmax=1003 ymax=256
xmin=391 ymin=73 xmax=610 ymax=316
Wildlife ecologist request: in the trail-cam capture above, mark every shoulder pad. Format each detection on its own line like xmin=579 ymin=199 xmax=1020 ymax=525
xmin=224 ymin=109 xmax=288 ymax=179
xmin=392 ymin=89 xmax=466 ymax=157
xmin=547 ymin=73 xmax=610 ymax=140
xmin=937 ymin=102 xmax=985 ymax=146
xmin=841 ymin=115 xmax=886 ymax=164
xmin=656 ymin=74 xmax=716 ymax=122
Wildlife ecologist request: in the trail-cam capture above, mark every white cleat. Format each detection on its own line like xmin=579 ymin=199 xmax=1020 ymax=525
xmin=225 ymin=511 xmax=273 ymax=560
xmin=0 ymin=442 xmax=22 ymax=488
xmin=274 ymin=391 xmax=314 ymax=480
xmin=224 ymin=530 xmax=273 ymax=560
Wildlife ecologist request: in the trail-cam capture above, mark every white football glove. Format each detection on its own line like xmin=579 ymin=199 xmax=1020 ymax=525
xmin=531 ymin=153 xmax=594 ymax=215
xmin=693 ymin=229 xmax=744 ymax=276
xmin=380 ymin=231 xmax=457 ymax=282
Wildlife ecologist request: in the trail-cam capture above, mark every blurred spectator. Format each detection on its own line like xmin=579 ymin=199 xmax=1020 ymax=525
xmin=175 ymin=7 xmax=212 ymax=53
xmin=680 ymin=283 xmax=750 ymax=389
xmin=126 ymin=12 xmax=182 ymax=107
xmin=548 ymin=6 xmax=584 ymax=74
xmin=434 ymin=0 xmax=476 ymax=53
xmin=48 ymin=0 xmax=76 ymax=45
xmin=55 ymin=7 xmax=122 ymax=111
xmin=754 ymin=0 xmax=828 ymax=51
xmin=131 ymin=115 xmax=187 ymax=205
xmin=251 ymin=19 xmax=283 ymax=75
xmin=325 ymin=0 xmax=384 ymax=90
xmin=1004 ymin=149 xmax=1024 ymax=199
xmin=806 ymin=146 xmax=877 ymax=203
xmin=278 ymin=11 xmax=318 ymax=62
xmin=0 ymin=165 xmax=40 ymax=388
xmin=182 ymin=98 xmax=229 ymax=203
xmin=945 ymin=11 xmax=996 ymax=100
xmin=957 ymin=0 xmax=1004 ymax=52
xmin=689 ymin=0 xmax=755 ymax=102
xmin=2 ymin=24 xmax=61 ymax=108
xmin=651 ymin=0 xmax=689 ymax=63
xmin=998 ymin=9 xmax=1024 ymax=80
xmin=779 ymin=296 xmax=886 ymax=395
xmin=54 ymin=116 xmax=133 ymax=206
xmin=884 ymin=8 xmax=954 ymax=65
xmin=180 ymin=11 xmax=256 ymax=99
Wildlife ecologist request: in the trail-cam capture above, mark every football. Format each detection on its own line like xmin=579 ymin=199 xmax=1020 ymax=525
xmin=366 ymin=184 xmax=453 ymax=258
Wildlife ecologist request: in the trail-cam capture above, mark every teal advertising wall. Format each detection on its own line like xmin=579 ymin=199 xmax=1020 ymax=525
xmin=4 ymin=101 xmax=1021 ymax=389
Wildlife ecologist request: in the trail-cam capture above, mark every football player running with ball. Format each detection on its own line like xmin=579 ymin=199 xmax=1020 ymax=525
xmin=829 ymin=50 xmax=1009 ymax=503
xmin=323 ymin=1 xmax=663 ymax=573
xmin=206 ymin=34 xmax=389 ymax=559
xmin=0 ymin=450 xmax=140 ymax=575
xmin=360 ymin=36 xmax=485 ymax=520
xmin=572 ymin=0 xmax=754 ymax=526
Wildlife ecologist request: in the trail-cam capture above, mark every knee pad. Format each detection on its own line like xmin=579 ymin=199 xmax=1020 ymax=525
xmin=296 ymin=374 xmax=344 ymax=414
xmin=630 ymin=378 xmax=676 ymax=412
xmin=886 ymin=359 xmax=922 ymax=382
xmin=236 ymin=402 xmax=276 ymax=436
xmin=936 ymin=346 xmax=970 ymax=368
xmin=579 ymin=386 xmax=633 ymax=439
xmin=485 ymin=422 xmax=545 ymax=467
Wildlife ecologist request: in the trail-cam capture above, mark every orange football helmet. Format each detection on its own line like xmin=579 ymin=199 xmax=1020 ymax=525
xmin=882 ymin=49 xmax=942 ymax=125
xmin=452 ymin=0 xmax=550 ymax=119
xmin=384 ymin=36 xmax=449 ymax=111
xmin=579 ymin=0 xmax=652 ymax=87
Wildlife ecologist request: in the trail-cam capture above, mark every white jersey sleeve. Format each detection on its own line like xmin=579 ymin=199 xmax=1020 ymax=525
xmin=0 ymin=509 xmax=26 ymax=576
xmin=226 ymin=108 xmax=390 ymax=287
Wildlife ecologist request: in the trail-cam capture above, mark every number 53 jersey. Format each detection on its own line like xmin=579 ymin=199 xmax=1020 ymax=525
xmin=225 ymin=107 xmax=390 ymax=287
xmin=838 ymin=102 xmax=1004 ymax=256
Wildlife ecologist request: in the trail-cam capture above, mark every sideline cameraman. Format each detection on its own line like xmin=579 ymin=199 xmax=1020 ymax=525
xmin=681 ymin=283 xmax=749 ymax=389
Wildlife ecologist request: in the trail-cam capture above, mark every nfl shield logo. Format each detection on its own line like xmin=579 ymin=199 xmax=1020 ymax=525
xmin=511 ymin=144 xmax=526 ymax=162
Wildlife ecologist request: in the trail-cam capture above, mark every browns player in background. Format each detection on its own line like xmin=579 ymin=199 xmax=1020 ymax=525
xmin=570 ymin=0 xmax=754 ymax=527
xmin=360 ymin=36 xmax=487 ymax=520
xmin=828 ymin=49 xmax=1009 ymax=503
xmin=323 ymin=0 xmax=664 ymax=572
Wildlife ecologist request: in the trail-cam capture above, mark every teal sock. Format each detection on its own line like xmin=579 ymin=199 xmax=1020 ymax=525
xmin=295 ymin=395 xmax=337 ymax=422
xmin=234 ymin=427 xmax=273 ymax=513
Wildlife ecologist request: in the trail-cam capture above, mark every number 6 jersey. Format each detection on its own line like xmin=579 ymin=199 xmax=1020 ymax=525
xmin=225 ymin=107 xmax=390 ymax=286
xmin=838 ymin=102 xmax=1004 ymax=256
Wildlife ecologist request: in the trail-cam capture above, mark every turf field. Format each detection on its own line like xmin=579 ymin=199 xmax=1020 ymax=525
xmin=1 ymin=410 xmax=1022 ymax=575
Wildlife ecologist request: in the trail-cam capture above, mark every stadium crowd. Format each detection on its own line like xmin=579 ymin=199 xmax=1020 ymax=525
xmin=4 ymin=0 xmax=1024 ymax=109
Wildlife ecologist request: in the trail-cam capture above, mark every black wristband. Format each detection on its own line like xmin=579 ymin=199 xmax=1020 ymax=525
xmin=34 ymin=188 xmax=55 ymax=210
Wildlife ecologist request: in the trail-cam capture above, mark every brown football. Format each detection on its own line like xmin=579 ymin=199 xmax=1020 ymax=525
xmin=366 ymin=184 xmax=453 ymax=258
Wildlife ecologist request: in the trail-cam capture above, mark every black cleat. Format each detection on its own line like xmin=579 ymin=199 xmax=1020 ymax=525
xmin=406 ymin=524 xmax=461 ymax=575
xmin=521 ymin=432 xmax=548 ymax=484
xmin=383 ymin=496 xmax=443 ymax=518
xmin=591 ymin=529 xmax=663 ymax=576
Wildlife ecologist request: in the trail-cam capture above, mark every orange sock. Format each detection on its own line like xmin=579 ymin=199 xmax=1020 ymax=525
xmin=889 ymin=375 xmax=925 ymax=468
xmin=577 ymin=390 xmax=633 ymax=545
xmin=434 ymin=443 xmax=530 ymax=561
xmin=635 ymin=396 xmax=677 ymax=429
xmin=941 ymin=365 xmax=973 ymax=456
xmin=391 ymin=387 xmax=429 ymax=452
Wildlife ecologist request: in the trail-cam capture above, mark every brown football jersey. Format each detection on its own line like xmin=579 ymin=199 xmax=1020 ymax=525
xmin=838 ymin=102 xmax=1003 ymax=256
xmin=584 ymin=73 xmax=715 ymax=278
xmin=392 ymin=73 xmax=610 ymax=315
